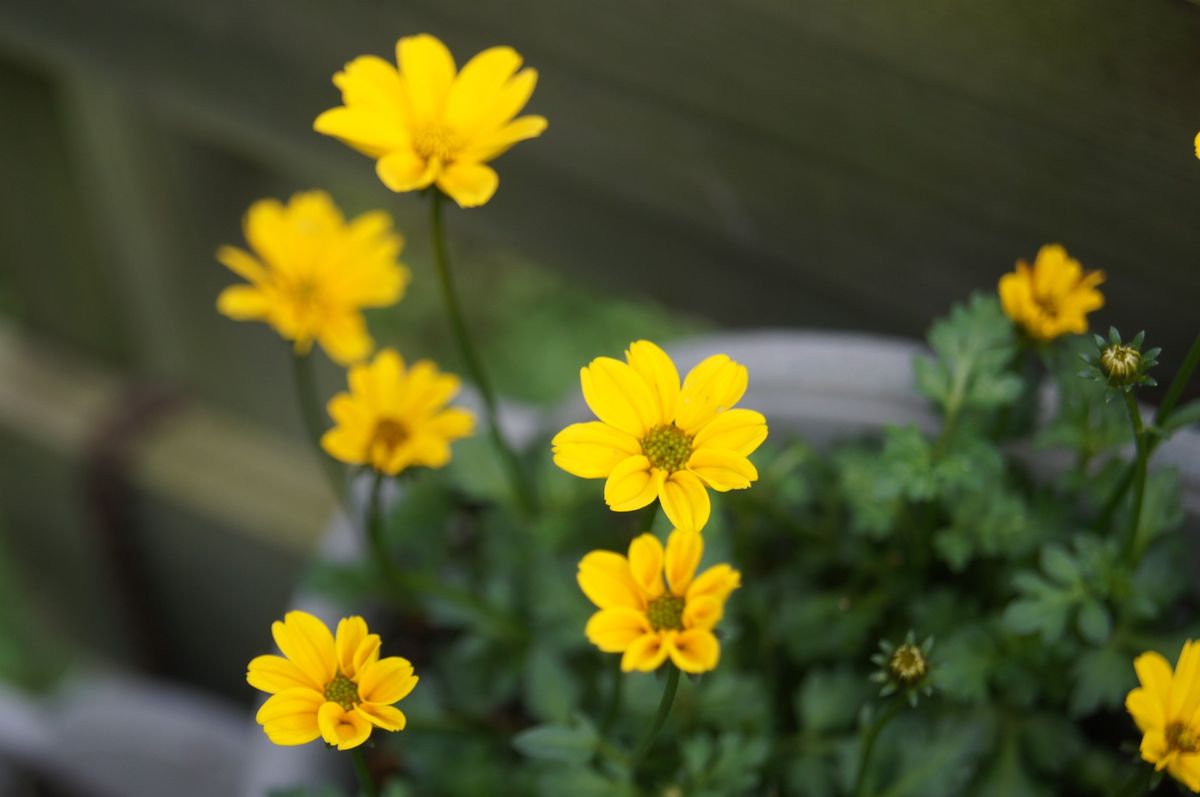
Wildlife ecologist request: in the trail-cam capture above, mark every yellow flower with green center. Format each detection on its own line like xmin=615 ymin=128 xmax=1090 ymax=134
xmin=1126 ymin=640 xmax=1200 ymax=792
xmin=579 ymin=529 xmax=740 ymax=673
xmin=216 ymin=191 xmax=409 ymax=365
xmin=552 ymin=340 xmax=767 ymax=532
xmin=314 ymin=33 xmax=547 ymax=208
xmin=997 ymin=244 xmax=1105 ymax=342
xmin=320 ymin=348 xmax=475 ymax=475
xmin=248 ymin=611 xmax=418 ymax=750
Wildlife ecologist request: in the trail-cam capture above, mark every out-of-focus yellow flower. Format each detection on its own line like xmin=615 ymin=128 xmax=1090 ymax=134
xmin=248 ymin=611 xmax=418 ymax=750
xmin=1193 ymin=132 xmax=1200 ymax=159
xmin=321 ymin=348 xmax=474 ymax=475
xmin=216 ymin=191 xmax=409 ymax=365
xmin=1126 ymin=640 xmax=1200 ymax=792
xmin=579 ymin=529 xmax=740 ymax=674
xmin=997 ymin=244 xmax=1104 ymax=342
xmin=552 ymin=341 xmax=767 ymax=532
xmin=314 ymin=33 xmax=547 ymax=208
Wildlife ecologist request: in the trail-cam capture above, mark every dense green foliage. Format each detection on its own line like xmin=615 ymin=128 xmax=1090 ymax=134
xmin=300 ymin=294 xmax=1196 ymax=796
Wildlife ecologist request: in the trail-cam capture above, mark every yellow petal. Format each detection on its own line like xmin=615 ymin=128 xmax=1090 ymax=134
xmin=686 ymin=449 xmax=758 ymax=492
xmin=317 ymin=312 xmax=374 ymax=366
xmin=998 ymin=270 xmax=1030 ymax=326
xmin=1135 ymin=651 xmax=1175 ymax=722
xmin=626 ymin=340 xmax=680 ymax=426
xmin=621 ymin=632 xmax=670 ymax=672
xmin=577 ymin=550 xmax=644 ymax=611
xmin=215 ymin=245 xmax=266 ymax=283
xmin=318 ymin=701 xmax=373 ymax=750
xmin=243 ymin=198 xmax=290 ymax=269
xmin=355 ymin=702 xmax=407 ymax=732
xmin=271 ymin=611 xmax=337 ymax=686
xmin=445 ymin=46 xmax=523 ymax=132
xmin=1170 ymin=753 xmax=1200 ymax=792
xmin=216 ymin=285 xmax=270 ymax=321
xmin=676 ymin=354 xmax=749 ymax=434
xmin=580 ymin=357 xmax=659 ymax=437
xmin=664 ymin=529 xmax=703 ymax=597
xmin=658 ymin=470 xmax=711 ymax=532
xmin=397 ymin=34 xmax=456 ymax=122
xmin=603 ymin=456 xmax=663 ymax=512
xmin=687 ymin=564 xmax=741 ymax=605
xmin=1140 ymin=727 xmax=1169 ymax=766
xmin=335 ymin=616 xmax=368 ymax=678
xmin=357 ymin=656 xmax=418 ymax=705
xmin=460 ymin=114 xmax=547 ymax=163
xmin=321 ymin=425 xmax=368 ymax=466
xmin=552 ymin=421 xmax=640 ymax=479
xmin=256 ymin=687 xmax=324 ymax=745
xmin=627 ymin=533 xmax=665 ymax=599
xmin=1126 ymin=687 xmax=1163 ymax=734
xmin=353 ymin=635 xmax=382 ymax=675
xmin=425 ymin=407 xmax=476 ymax=439
xmin=313 ymin=106 xmax=405 ymax=159
xmin=691 ymin=408 xmax=768 ymax=457
xmin=1172 ymin=641 xmax=1200 ymax=719
xmin=377 ymin=148 xmax=439 ymax=193
xmin=668 ymin=629 xmax=720 ymax=674
xmin=585 ymin=608 xmax=652 ymax=653
xmin=683 ymin=595 xmax=723 ymax=631
xmin=330 ymin=55 xmax=409 ymax=119
xmin=436 ymin=161 xmax=499 ymax=208
xmin=247 ymin=654 xmax=320 ymax=694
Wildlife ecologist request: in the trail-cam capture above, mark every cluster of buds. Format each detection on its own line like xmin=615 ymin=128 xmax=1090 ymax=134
xmin=1080 ymin=327 xmax=1159 ymax=396
xmin=870 ymin=630 xmax=934 ymax=707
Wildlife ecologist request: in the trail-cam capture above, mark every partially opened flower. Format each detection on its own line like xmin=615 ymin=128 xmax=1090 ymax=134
xmin=216 ymin=191 xmax=409 ymax=365
xmin=579 ymin=529 xmax=740 ymax=674
xmin=248 ymin=611 xmax=418 ymax=750
xmin=321 ymin=348 xmax=475 ymax=475
xmin=1126 ymin=640 xmax=1200 ymax=792
xmin=315 ymin=33 xmax=547 ymax=208
xmin=552 ymin=340 xmax=767 ymax=532
xmin=998 ymin=244 xmax=1105 ymax=342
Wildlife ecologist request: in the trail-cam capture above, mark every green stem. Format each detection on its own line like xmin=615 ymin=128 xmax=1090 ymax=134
xmin=365 ymin=469 xmax=396 ymax=582
xmin=852 ymin=699 xmax=903 ymax=797
xmin=631 ymin=665 xmax=681 ymax=772
xmin=350 ymin=747 xmax=378 ymax=797
xmin=600 ymin=657 xmax=624 ymax=734
xmin=290 ymin=351 xmax=347 ymax=507
xmin=428 ymin=191 xmax=536 ymax=516
xmin=1121 ymin=391 xmax=1149 ymax=563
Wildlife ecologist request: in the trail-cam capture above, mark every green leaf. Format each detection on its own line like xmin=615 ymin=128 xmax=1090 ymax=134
xmin=1070 ymin=646 xmax=1133 ymax=716
xmin=797 ymin=668 xmax=870 ymax=733
xmin=523 ymin=645 xmax=579 ymax=723
xmin=1161 ymin=399 xmax=1200 ymax=435
xmin=1040 ymin=544 xmax=1081 ymax=587
xmin=915 ymin=294 xmax=1023 ymax=414
xmin=512 ymin=718 xmax=599 ymax=765
xmin=1076 ymin=600 xmax=1112 ymax=645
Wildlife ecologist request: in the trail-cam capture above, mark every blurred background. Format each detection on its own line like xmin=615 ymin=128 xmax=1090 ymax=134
xmin=0 ymin=0 xmax=1198 ymax=792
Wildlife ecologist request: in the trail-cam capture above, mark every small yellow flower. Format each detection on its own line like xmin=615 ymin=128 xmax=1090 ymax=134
xmin=216 ymin=191 xmax=409 ymax=365
xmin=552 ymin=341 xmax=767 ymax=532
xmin=248 ymin=611 xmax=418 ymax=750
xmin=1126 ymin=640 xmax=1200 ymax=792
xmin=321 ymin=348 xmax=475 ymax=475
xmin=1194 ymin=132 xmax=1200 ymax=159
xmin=997 ymin=244 xmax=1105 ymax=342
xmin=579 ymin=529 xmax=740 ymax=674
xmin=314 ymin=34 xmax=547 ymax=209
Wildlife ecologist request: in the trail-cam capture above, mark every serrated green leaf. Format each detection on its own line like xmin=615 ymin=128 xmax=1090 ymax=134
xmin=512 ymin=719 xmax=599 ymax=764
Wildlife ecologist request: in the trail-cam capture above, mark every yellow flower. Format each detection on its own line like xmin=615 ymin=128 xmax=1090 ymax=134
xmin=1126 ymin=640 xmax=1200 ymax=792
xmin=552 ymin=340 xmax=767 ymax=532
xmin=314 ymin=34 xmax=547 ymax=209
xmin=579 ymin=529 xmax=740 ymax=674
xmin=321 ymin=348 xmax=475 ymax=475
xmin=216 ymin=191 xmax=409 ymax=365
xmin=997 ymin=244 xmax=1105 ymax=342
xmin=248 ymin=611 xmax=418 ymax=750
xmin=1194 ymin=132 xmax=1200 ymax=159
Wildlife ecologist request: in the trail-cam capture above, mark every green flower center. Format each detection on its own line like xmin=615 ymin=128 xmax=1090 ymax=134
xmin=413 ymin=124 xmax=461 ymax=161
xmin=641 ymin=424 xmax=693 ymax=472
xmin=646 ymin=594 xmax=685 ymax=631
xmin=1100 ymin=344 xmax=1140 ymax=383
xmin=889 ymin=644 xmax=927 ymax=684
xmin=1167 ymin=721 xmax=1200 ymax=754
xmin=323 ymin=673 xmax=360 ymax=710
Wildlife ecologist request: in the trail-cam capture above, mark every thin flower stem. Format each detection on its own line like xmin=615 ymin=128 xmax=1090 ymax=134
xmin=350 ymin=747 xmax=378 ymax=797
xmin=852 ymin=698 xmax=903 ymax=797
xmin=365 ymin=469 xmax=397 ymax=582
xmin=290 ymin=351 xmax=347 ymax=508
xmin=600 ymin=657 xmax=624 ymax=734
xmin=1121 ymin=391 xmax=1149 ymax=563
xmin=631 ymin=665 xmax=681 ymax=772
xmin=428 ymin=191 xmax=536 ymax=516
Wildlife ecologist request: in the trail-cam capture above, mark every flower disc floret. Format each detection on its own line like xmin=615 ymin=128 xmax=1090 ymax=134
xmin=642 ymin=424 xmax=693 ymax=472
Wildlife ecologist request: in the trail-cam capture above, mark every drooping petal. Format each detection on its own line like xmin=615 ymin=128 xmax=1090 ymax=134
xmin=377 ymin=149 xmax=439 ymax=193
xmin=357 ymin=657 xmax=418 ymax=705
xmin=658 ymin=470 xmax=711 ymax=532
xmin=577 ymin=551 xmax=644 ymax=611
xmin=552 ymin=421 xmax=641 ymax=479
xmin=627 ymin=533 xmax=665 ymax=599
xmin=437 ymin=161 xmax=500 ymax=208
xmin=675 ymin=354 xmax=749 ymax=434
xmin=687 ymin=564 xmax=742 ymax=605
xmin=355 ymin=702 xmax=407 ymax=731
xmin=271 ymin=611 xmax=337 ymax=686
xmin=668 ymin=629 xmax=720 ymax=673
xmin=317 ymin=312 xmax=374 ymax=366
xmin=664 ymin=529 xmax=703 ymax=597
xmin=603 ymin=456 xmax=662 ymax=512
xmin=585 ymin=608 xmax=652 ymax=653
xmin=255 ymin=687 xmax=324 ymax=745
xmin=318 ymin=701 xmax=373 ymax=750
xmin=397 ymin=34 xmax=456 ymax=123
xmin=691 ymin=409 xmax=768 ymax=458
xmin=625 ymin=340 xmax=681 ymax=426
xmin=686 ymin=449 xmax=758 ymax=492
xmin=247 ymin=654 xmax=321 ymax=694
xmin=580 ymin=357 xmax=660 ymax=437
xmin=620 ymin=632 xmax=670 ymax=672
xmin=460 ymin=114 xmax=547 ymax=163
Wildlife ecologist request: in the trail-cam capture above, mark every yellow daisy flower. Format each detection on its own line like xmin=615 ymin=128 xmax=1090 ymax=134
xmin=216 ymin=191 xmax=409 ymax=365
xmin=552 ymin=340 xmax=767 ymax=532
xmin=314 ymin=33 xmax=547 ymax=209
xmin=1127 ymin=640 xmax=1200 ymax=792
xmin=248 ymin=611 xmax=418 ymax=750
xmin=579 ymin=529 xmax=740 ymax=674
xmin=997 ymin=244 xmax=1105 ymax=342
xmin=320 ymin=348 xmax=475 ymax=475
